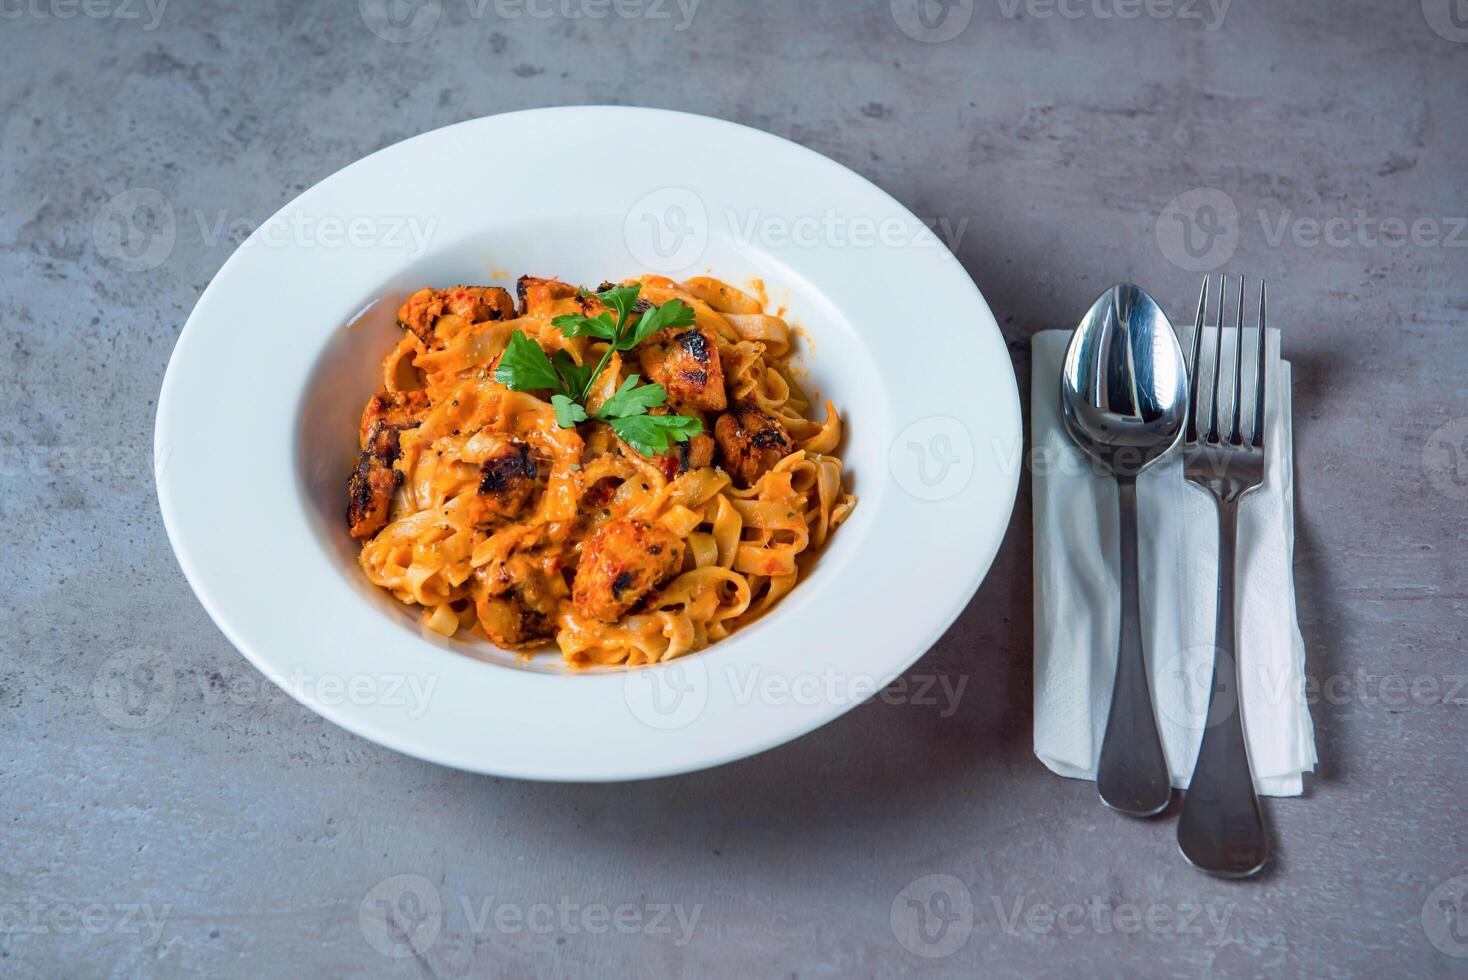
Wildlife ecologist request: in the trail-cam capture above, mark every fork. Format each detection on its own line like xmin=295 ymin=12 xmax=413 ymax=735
xmin=1176 ymin=275 xmax=1270 ymax=878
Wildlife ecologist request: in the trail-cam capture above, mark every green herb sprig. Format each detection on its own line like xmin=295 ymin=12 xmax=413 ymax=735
xmin=493 ymin=283 xmax=703 ymax=456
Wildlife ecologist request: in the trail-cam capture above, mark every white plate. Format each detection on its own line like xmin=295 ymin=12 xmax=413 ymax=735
xmin=156 ymin=107 xmax=1020 ymax=781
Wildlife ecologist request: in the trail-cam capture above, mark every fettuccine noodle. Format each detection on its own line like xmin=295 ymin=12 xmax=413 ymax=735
xmin=347 ymin=274 xmax=855 ymax=667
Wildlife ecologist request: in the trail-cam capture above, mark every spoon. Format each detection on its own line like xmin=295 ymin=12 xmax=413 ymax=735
xmin=1060 ymin=283 xmax=1188 ymax=817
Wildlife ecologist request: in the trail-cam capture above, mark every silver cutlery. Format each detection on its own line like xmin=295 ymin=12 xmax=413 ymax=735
xmin=1176 ymin=275 xmax=1271 ymax=877
xmin=1061 ymin=284 xmax=1189 ymax=817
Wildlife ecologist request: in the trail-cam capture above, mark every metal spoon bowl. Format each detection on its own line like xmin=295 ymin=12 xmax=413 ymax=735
xmin=1061 ymin=283 xmax=1188 ymax=817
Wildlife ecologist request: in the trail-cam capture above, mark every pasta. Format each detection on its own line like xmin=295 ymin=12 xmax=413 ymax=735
xmin=347 ymin=274 xmax=856 ymax=667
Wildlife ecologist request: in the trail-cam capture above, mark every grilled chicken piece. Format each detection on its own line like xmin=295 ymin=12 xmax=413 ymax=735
xmin=348 ymin=391 xmax=430 ymax=539
xmin=516 ymin=275 xmax=580 ymax=317
xmin=474 ymin=552 xmax=564 ymax=650
xmin=714 ymin=401 xmax=793 ymax=487
xmin=519 ymin=277 xmax=657 ymax=320
xmin=638 ymin=327 xmax=727 ymax=412
xmin=397 ymin=286 xmax=515 ymax=342
xmin=475 ymin=595 xmax=556 ymax=650
xmin=358 ymin=390 xmax=430 ymax=449
xmin=348 ymin=425 xmax=403 ymax=539
xmin=474 ymin=439 xmax=545 ymax=521
xmin=572 ymin=519 xmax=685 ymax=623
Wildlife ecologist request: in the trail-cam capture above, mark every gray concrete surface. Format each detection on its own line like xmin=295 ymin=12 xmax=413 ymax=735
xmin=3 ymin=0 xmax=1466 ymax=976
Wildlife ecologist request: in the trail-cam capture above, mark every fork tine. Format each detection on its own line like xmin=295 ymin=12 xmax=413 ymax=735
xmin=1207 ymin=273 xmax=1225 ymax=442
xmin=1228 ymin=275 xmax=1245 ymax=444
xmin=1252 ymin=281 xmax=1268 ymax=447
xmin=1186 ymin=277 xmax=1208 ymax=443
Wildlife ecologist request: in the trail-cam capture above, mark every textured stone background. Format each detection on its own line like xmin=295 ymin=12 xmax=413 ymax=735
xmin=3 ymin=0 xmax=1466 ymax=976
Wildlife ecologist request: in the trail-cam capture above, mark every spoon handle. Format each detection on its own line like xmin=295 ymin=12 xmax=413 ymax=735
xmin=1096 ymin=475 xmax=1172 ymax=817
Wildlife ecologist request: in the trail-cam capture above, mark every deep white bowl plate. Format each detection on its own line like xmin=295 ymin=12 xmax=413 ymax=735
xmin=156 ymin=107 xmax=1020 ymax=780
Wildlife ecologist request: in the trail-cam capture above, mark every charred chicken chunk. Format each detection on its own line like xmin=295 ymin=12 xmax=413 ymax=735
xmin=348 ymin=457 xmax=399 ymax=540
xmin=572 ymin=519 xmax=685 ymax=623
xmin=474 ymin=439 xmax=545 ymax=521
xmin=474 ymin=554 xmax=564 ymax=650
xmin=472 ymin=531 xmax=568 ymax=650
xmin=638 ymin=327 xmax=727 ymax=412
xmin=518 ymin=276 xmax=658 ymax=320
xmin=516 ymin=275 xmax=580 ymax=317
xmin=348 ymin=391 xmax=429 ymax=539
xmin=714 ymin=401 xmax=793 ymax=487
xmin=396 ymin=286 xmax=516 ymax=342
xmin=474 ymin=596 xmax=551 ymax=650
xmin=358 ymin=390 xmax=430 ymax=449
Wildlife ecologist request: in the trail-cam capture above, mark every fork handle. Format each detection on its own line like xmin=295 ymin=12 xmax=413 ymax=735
xmin=1178 ymin=497 xmax=1269 ymax=876
xmin=1096 ymin=475 xmax=1171 ymax=817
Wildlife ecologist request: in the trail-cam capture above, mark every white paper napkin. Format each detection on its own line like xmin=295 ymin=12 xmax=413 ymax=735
xmin=1031 ymin=327 xmax=1316 ymax=797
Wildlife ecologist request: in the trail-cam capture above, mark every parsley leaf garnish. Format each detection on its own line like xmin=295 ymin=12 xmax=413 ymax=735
xmin=494 ymin=331 xmax=561 ymax=392
xmin=597 ymin=283 xmax=644 ymax=325
xmin=606 ymin=413 xmax=704 ymax=454
xmin=626 ymin=298 xmax=695 ymax=348
xmin=493 ymin=282 xmax=704 ymax=457
xmin=552 ymin=311 xmax=617 ymax=342
xmin=550 ymin=393 xmax=588 ymax=428
xmin=551 ymin=349 xmax=596 ymax=397
xmin=598 ymin=375 xmax=668 ymax=419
